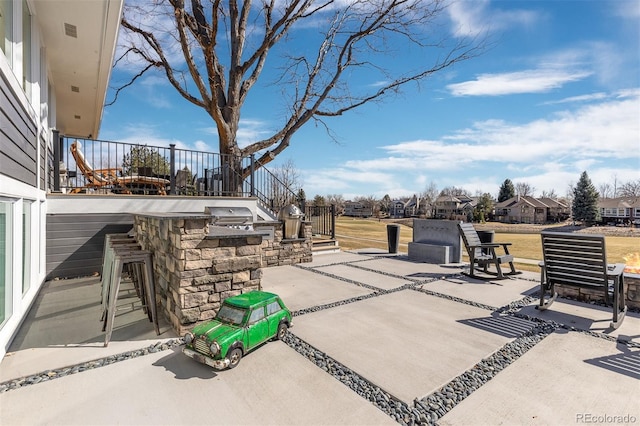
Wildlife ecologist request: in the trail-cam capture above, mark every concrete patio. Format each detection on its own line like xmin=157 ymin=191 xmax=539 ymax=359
xmin=1 ymin=249 xmax=638 ymax=425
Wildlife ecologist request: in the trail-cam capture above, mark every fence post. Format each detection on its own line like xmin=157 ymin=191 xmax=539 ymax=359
xmin=331 ymin=204 xmax=336 ymax=239
xmin=169 ymin=144 xmax=176 ymax=195
xmin=52 ymin=130 xmax=61 ymax=192
xmin=250 ymin=154 xmax=256 ymax=197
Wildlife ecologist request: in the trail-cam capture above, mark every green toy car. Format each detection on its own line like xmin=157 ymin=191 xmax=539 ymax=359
xmin=183 ymin=291 xmax=292 ymax=369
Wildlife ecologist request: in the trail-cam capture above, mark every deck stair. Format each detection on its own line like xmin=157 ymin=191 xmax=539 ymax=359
xmin=312 ymin=238 xmax=340 ymax=255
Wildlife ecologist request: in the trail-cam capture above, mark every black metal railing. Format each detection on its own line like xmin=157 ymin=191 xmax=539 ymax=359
xmin=305 ymin=204 xmax=336 ymax=239
xmin=53 ymin=135 xmax=336 ymax=235
xmin=56 ymin=136 xmax=294 ymax=201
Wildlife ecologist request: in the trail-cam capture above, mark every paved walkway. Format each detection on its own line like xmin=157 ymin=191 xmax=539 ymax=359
xmin=1 ymin=250 xmax=638 ymax=425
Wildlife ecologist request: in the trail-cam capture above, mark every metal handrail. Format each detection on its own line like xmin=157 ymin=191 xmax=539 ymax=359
xmin=55 ymin=136 xmax=303 ymax=216
xmin=53 ymin=135 xmax=335 ymax=237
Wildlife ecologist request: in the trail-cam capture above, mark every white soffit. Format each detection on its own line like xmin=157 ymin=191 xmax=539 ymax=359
xmin=33 ymin=0 xmax=123 ymax=138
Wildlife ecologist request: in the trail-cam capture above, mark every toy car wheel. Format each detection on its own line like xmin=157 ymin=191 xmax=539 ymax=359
xmin=227 ymin=348 xmax=242 ymax=369
xmin=275 ymin=322 xmax=288 ymax=340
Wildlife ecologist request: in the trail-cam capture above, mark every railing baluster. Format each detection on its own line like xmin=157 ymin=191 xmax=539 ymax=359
xmin=55 ymin=135 xmax=337 ymax=232
xmin=169 ymin=144 xmax=176 ymax=195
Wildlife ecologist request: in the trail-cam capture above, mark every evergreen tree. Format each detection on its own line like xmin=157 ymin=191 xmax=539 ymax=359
xmin=313 ymin=195 xmax=326 ymax=206
xmin=296 ymin=188 xmax=306 ymax=206
xmin=498 ymin=179 xmax=515 ymax=202
xmin=572 ymin=171 xmax=600 ymax=225
xmin=121 ymin=146 xmax=170 ymax=176
xmin=473 ymin=193 xmax=494 ymax=222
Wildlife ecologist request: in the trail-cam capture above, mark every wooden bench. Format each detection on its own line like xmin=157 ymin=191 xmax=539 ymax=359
xmin=538 ymin=232 xmax=627 ymax=329
xmin=458 ymin=223 xmax=519 ymax=279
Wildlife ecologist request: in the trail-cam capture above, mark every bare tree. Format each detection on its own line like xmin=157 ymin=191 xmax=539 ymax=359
xmin=273 ymin=158 xmax=302 ymax=191
xmin=515 ymin=182 xmax=535 ymax=197
xmin=439 ymin=186 xmax=470 ymax=197
xmin=618 ymin=179 xmax=640 ymax=197
xmin=541 ymin=189 xmax=558 ymax=199
xmin=598 ymin=183 xmax=613 ymax=199
xmin=420 ymin=181 xmax=439 ymax=204
xmin=355 ymin=195 xmax=379 ymax=216
xmin=270 ymin=158 xmax=302 ymax=206
xmin=325 ymin=194 xmax=345 ymax=212
xmin=114 ymin=0 xmax=483 ymax=194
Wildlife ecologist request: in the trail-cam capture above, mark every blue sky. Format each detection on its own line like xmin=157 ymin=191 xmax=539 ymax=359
xmin=100 ymin=0 xmax=640 ymax=200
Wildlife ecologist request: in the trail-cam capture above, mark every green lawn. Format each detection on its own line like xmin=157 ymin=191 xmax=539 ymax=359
xmin=334 ymin=217 xmax=638 ymax=272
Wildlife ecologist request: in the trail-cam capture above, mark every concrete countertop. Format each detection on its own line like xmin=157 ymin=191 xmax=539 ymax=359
xmin=133 ymin=212 xmax=211 ymax=220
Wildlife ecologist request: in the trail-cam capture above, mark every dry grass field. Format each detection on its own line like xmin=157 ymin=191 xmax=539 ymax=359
xmin=334 ymin=217 xmax=639 ymax=272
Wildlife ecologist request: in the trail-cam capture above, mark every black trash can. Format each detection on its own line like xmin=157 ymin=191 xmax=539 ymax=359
xmin=387 ymin=224 xmax=401 ymax=254
xmin=476 ymin=230 xmax=495 ymax=255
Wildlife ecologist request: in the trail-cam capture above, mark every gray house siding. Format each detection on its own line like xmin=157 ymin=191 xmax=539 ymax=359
xmin=46 ymin=213 xmax=134 ymax=279
xmin=0 ymin=71 xmax=38 ymax=187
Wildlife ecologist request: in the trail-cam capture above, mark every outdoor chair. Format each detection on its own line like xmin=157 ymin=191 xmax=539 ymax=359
xmin=537 ymin=232 xmax=627 ymax=329
xmin=458 ymin=222 xmax=520 ymax=279
xmin=70 ymin=140 xmax=169 ymax=195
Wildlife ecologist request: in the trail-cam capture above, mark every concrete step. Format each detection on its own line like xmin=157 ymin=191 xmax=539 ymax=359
xmin=312 ymin=239 xmax=340 ymax=255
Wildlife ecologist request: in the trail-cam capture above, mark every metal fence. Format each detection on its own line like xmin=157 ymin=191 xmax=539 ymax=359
xmin=56 ymin=136 xmax=296 ymax=204
xmin=305 ymin=204 xmax=336 ymax=239
xmin=53 ymin=135 xmax=336 ymax=237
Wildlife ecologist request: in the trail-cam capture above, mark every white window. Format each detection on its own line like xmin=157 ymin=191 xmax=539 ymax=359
xmin=22 ymin=200 xmax=32 ymax=294
xmin=0 ymin=199 xmax=14 ymax=328
xmin=0 ymin=0 xmax=12 ymax=65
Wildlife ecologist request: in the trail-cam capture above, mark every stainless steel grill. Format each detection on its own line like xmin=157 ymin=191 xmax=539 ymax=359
xmin=205 ymin=206 xmax=254 ymax=231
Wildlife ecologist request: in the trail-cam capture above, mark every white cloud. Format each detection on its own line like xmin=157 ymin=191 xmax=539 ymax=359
xmin=306 ymin=91 xmax=639 ymax=198
xmin=447 ymin=0 xmax=539 ymax=37
xmin=447 ymin=69 xmax=591 ymax=96
xmin=302 ymin=168 xmax=402 ymax=199
xmin=611 ymin=0 xmax=640 ymax=19
xmin=542 ymin=92 xmax=608 ymax=105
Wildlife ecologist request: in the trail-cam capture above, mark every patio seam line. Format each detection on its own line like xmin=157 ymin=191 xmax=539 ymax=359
xmin=0 ymin=339 xmax=184 ymax=394
xmin=282 ymin=319 xmax=558 ymax=425
xmin=291 ymin=281 xmax=441 ymax=317
xmin=288 ymin=261 xmax=640 ymax=424
xmin=282 ymin=332 xmax=416 ymax=423
xmin=3 ymin=258 xmax=636 ymax=410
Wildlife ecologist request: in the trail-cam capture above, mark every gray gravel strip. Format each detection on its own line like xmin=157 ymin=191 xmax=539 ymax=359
xmin=2 ymin=257 xmax=636 ymax=426
xmin=0 ymin=339 xmax=184 ymax=394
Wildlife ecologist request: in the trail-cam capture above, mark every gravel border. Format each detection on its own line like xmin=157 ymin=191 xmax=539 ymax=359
xmin=1 ymin=259 xmax=636 ymax=426
xmin=0 ymin=339 xmax=184 ymax=394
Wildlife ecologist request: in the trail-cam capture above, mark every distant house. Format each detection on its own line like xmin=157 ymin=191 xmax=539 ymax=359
xmin=420 ymin=199 xmax=434 ymax=218
xmin=387 ymin=195 xmax=422 ymax=218
xmin=344 ymin=201 xmax=373 ymax=217
xmin=389 ymin=199 xmax=406 ymax=218
xmin=599 ymin=197 xmax=640 ymax=225
xmin=538 ymin=197 xmax=570 ymax=222
xmin=434 ymin=195 xmax=476 ymax=220
xmin=494 ymin=196 xmax=548 ymax=224
xmin=404 ymin=195 xmax=421 ymax=217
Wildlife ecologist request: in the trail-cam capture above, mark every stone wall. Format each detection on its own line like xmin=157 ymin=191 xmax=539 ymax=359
xmin=556 ymin=275 xmax=640 ymax=310
xmin=133 ymin=214 xmax=263 ymax=334
xmin=255 ymin=221 xmax=313 ymax=267
xmin=132 ymin=214 xmax=313 ymax=334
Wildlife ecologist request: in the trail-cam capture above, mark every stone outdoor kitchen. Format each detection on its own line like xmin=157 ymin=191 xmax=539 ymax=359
xmin=132 ymin=212 xmax=312 ymax=334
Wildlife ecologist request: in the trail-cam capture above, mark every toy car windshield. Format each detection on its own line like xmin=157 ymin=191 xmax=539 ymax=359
xmin=215 ymin=304 xmax=246 ymax=326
